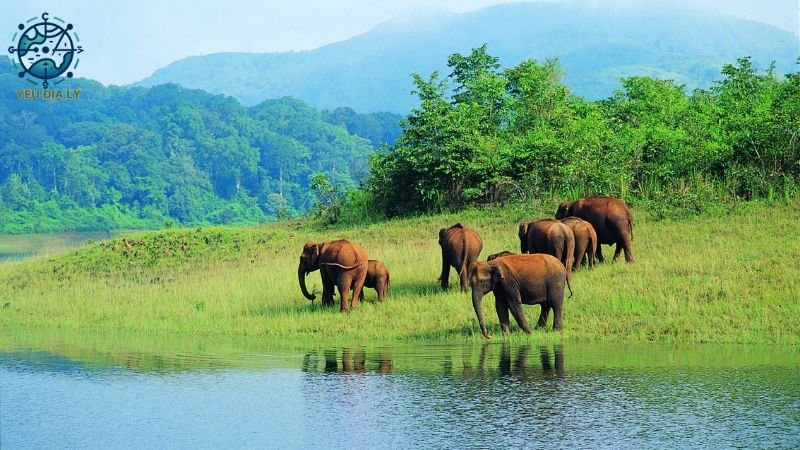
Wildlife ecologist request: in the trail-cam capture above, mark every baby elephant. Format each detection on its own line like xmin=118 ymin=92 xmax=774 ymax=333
xmin=469 ymin=254 xmax=572 ymax=339
xmin=359 ymin=260 xmax=390 ymax=301
xmin=487 ymin=250 xmax=516 ymax=261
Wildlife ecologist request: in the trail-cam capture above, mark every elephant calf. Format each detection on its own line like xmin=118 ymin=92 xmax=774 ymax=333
xmin=469 ymin=254 xmax=572 ymax=338
xmin=359 ymin=259 xmax=390 ymax=301
xmin=487 ymin=250 xmax=516 ymax=261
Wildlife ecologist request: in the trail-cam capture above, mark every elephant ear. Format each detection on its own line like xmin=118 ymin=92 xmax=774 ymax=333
xmin=303 ymin=242 xmax=321 ymax=262
xmin=518 ymin=223 xmax=528 ymax=240
xmin=438 ymin=228 xmax=447 ymax=245
xmin=491 ymin=263 xmax=506 ymax=284
xmin=556 ymin=202 xmax=572 ymax=219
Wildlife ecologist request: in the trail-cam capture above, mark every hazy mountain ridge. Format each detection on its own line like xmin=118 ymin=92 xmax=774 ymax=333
xmin=135 ymin=2 xmax=799 ymax=112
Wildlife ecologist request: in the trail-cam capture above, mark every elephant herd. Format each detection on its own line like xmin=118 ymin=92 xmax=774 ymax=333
xmin=298 ymin=195 xmax=634 ymax=337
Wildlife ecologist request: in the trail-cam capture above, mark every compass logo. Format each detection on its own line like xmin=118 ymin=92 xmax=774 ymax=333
xmin=8 ymin=12 xmax=84 ymax=95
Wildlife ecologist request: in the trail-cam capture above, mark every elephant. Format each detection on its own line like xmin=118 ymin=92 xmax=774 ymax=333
xmin=487 ymin=250 xmax=516 ymax=261
xmin=555 ymin=195 xmax=634 ymax=262
xmin=559 ymin=216 xmax=597 ymax=270
xmin=469 ymin=254 xmax=572 ymax=338
xmin=298 ymin=239 xmax=368 ymax=313
xmin=359 ymin=259 xmax=390 ymax=301
xmin=518 ymin=219 xmax=575 ymax=280
xmin=439 ymin=223 xmax=483 ymax=292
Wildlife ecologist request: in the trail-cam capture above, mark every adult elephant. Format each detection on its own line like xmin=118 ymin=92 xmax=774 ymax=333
xmin=439 ymin=223 xmax=483 ymax=292
xmin=469 ymin=254 xmax=572 ymax=338
xmin=518 ymin=219 xmax=575 ymax=280
xmin=298 ymin=239 xmax=368 ymax=313
xmin=555 ymin=195 xmax=634 ymax=262
xmin=559 ymin=217 xmax=597 ymax=270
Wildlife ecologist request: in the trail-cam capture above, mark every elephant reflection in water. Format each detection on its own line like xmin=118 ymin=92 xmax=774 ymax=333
xmin=301 ymin=348 xmax=392 ymax=374
xmin=463 ymin=343 xmax=564 ymax=378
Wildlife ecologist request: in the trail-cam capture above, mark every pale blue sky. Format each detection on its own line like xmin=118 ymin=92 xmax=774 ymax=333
xmin=3 ymin=0 xmax=798 ymax=85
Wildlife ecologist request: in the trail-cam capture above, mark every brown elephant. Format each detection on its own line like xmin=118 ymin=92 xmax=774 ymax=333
xmin=487 ymin=250 xmax=516 ymax=261
xmin=559 ymin=217 xmax=597 ymax=270
xmin=298 ymin=239 xmax=368 ymax=313
xmin=469 ymin=254 xmax=573 ymax=338
xmin=518 ymin=219 xmax=575 ymax=280
xmin=359 ymin=259 xmax=390 ymax=301
xmin=439 ymin=223 xmax=483 ymax=292
xmin=555 ymin=195 xmax=634 ymax=262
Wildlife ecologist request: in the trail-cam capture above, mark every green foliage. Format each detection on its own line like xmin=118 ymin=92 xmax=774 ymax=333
xmin=366 ymin=48 xmax=800 ymax=217
xmin=0 ymin=72 xmax=397 ymax=233
xmin=309 ymin=173 xmax=347 ymax=224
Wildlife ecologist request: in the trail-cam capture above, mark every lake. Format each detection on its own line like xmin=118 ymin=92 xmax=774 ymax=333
xmin=0 ymin=232 xmax=112 ymax=262
xmin=1 ymin=331 xmax=798 ymax=449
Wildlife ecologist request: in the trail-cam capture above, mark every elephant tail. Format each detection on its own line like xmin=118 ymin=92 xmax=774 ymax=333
xmin=627 ymin=210 xmax=634 ymax=241
xmin=320 ymin=261 xmax=363 ymax=270
xmin=457 ymin=239 xmax=470 ymax=279
xmin=566 ymin=271 xmax=573 ymax=299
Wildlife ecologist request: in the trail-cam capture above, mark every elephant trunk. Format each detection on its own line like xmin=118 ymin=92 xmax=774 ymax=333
xmin=472 ymin=289 xmax=491 ymax=339
xmin=298 ymin=265 xmax=316 ymax=301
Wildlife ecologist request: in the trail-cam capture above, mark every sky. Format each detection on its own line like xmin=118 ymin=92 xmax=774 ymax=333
xmin=3 ymin=0 xmax=798 ymax=85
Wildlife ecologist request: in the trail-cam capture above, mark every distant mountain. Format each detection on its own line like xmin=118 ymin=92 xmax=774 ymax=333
xmin=135 ymin=2 xmax=799 ymax=113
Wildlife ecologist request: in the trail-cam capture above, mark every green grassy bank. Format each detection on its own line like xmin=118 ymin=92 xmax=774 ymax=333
xmin=1 ymin=201 xmax=799 ymax=345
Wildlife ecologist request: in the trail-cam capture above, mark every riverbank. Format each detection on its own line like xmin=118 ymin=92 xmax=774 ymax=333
xmin=1 ymin=201 xmax=798 ymax=344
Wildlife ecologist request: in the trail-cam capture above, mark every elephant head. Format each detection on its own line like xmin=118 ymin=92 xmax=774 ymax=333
xmin=487 ymin=250 xmax=515 ymax=261
xmin=518 ymin=222 xmax=529 ymax=253
xmin=555 ymin=201 xmax=574 ymax=220
xmin=298 ymin=242 xmax=321 ymax=300
xmin=469 ymin=261 xmax=505 ymax=339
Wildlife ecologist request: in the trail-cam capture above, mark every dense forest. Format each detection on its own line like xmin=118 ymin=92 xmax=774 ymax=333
xmin=356 ymin=46 xmax=799 ymax=219
xmin=0 ymin=57 xmax=401 ymax=233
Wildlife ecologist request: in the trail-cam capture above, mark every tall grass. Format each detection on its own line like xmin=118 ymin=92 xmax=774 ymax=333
xmin=1 ymin=201 xmax=798 ymax=345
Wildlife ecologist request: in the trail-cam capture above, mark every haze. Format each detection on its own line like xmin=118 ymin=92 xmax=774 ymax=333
xmin=2 ymin=0 xmax=797 ymax=85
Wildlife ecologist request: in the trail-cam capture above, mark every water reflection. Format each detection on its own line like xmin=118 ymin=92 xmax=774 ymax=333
xmin=2 ymin=333 xmax=799 ymax=449
xmin=302 ymin=348 xmax=393 ymax=374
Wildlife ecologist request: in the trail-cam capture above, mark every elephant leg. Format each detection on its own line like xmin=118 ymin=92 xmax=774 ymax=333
xmin=613 ymin=242 xmax=623 ymax=262
xmin=507 ymin=300 xmax=532 ymax=334
xmin=537 ymin=304 xmax=551 ymax=329
xmin=551 ymin=301 xmax=563 ymax=331
xmin=439 ymin=252 xmax=450 ymax=290
xmin=459 ymin=264 xmax=470 ymax=292
xmin=573 ymin=246 xmax=586 ymax=271
xmin=621 ymin=233 xmax=634 ymax=263
xmin=321 ymin=270 xmax=335 ymax=307
xmin=350 ymin=270 xmax=367 ymax=310
xmin=338 ymin=276 xmax=353 ymax=313
xmin=495 ymin=297 xmax=511 ymax=335
xmin=596 ymin=244 xmax=606 ymax=263
xmin=377 ymin=280 xmax=387 ymax=301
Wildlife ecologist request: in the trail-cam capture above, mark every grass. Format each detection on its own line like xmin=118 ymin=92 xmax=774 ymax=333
xmin=1 ymin=200 xmax=799 ymax=345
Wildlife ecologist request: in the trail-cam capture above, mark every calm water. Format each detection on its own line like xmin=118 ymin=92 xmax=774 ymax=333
xmin=1 ymin=335 xmax=798 ymax=449
xmin=0 ymin=232 xmax=111 ymax=262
